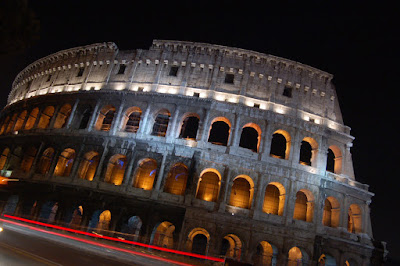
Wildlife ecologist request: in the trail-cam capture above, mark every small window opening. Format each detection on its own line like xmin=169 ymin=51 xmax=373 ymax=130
xmin=137 ymin=87 xmax=144 ymax=92
xmin=46 ymin=75 xmax=52 ymax=82
xmin=79 ymin=108 xmax=92 ymax=129
xmin=299 ymin=141 xmax=312 ymax=166
xmin=77 ymin=67 xmax=85 ymax=77
xmin=179 ymin=116 xmax=199 ymax=140
xmin=193 ymin=92 xmax=200 ymax=98
xmin=283 ymin=86 xmax=292 ymax=98
xmin=253 ymin=103 xmax=260 ymax=109
xmin=117 ymin=64 xmax=126 ymax=75
xmin=224 ymin=73 xmax=234 ymax=84
xmin=326 ymin=149 xmax=335 ymax=173
xmin=169 ymin=66 xmax=179 ymax=76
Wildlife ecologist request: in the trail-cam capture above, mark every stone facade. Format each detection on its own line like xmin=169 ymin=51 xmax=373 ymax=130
xmin=0 ymin=40 xmax=386 ymax=265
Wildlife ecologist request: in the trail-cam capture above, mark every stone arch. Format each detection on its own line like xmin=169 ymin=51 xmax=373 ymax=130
xmin=20 ymin=146 xmax=38 ymax=173
xmin=36 ymin=147 xmax=55 ymax=175
xmin=78 ymin=106 xmax=92 ymax=129
xmin=78 ymin=151 xmax=100 ymax=181
xmin=133 ymin=158 xmax=157 ymax=190
xmin=327 ymin=145 xmax=342 ymax=174
xmin=348 ymin=204 xmax=362 ymax=233
xmin=25 ymin=107 xmax=39 ymax=130
xmin=0 ymin=147 xmax=10 ymax=170
xmin=124 ymin=216 xmax=142 ymax=241
xmin=150 ymin=221 xmax=175 ymax=249
xmin=186 ymin=227 xmax=210 ymax=255
xmin=151 ymin=109 xmax=171 ymax=137
xmin=37 ymin=106 xmax=55 ymax=129
xmin=95 ymin=105 xmax=116 ymax=131
xmin=239 ymin=123 xmax=262 ymax=152
xmin=229 ymin=175 xmax=254 ymax=209
xmin=179 ymin=113 xmax=200 ymax=140
xmin=0 ymin=116 xmax=9 ymax=134
xmin=208 ymin=117 xmax=231 ymax=146
xmin=322 ymin=196 xmax=340 ymax=228
xmin=38 ymin=201 xmax=58 ymax=224
xmin=122 ymin=106 xmax=142 ymax=133
xmin=3 ymin=195 xmax=19 ymax=215
xmin=263 ymin=182 xmax=286 ymax=216
xmin=5 ymin=113 xmax=18 ymax=133
xmin=300 ymin=137 xmax=319 ymax=166
xmin=13 ymin=110 xmax=27 ymax=132
xmin=318 ymin=254 xmax=337 ymax=266
xmin=54 ymin=104 xmax=72 ymax=128
xmin=270 ymin=129 xmax=291 ymax=159
xmin=220 ymin=234 xmax=242 ymax=260
xmin=104 ymin=154 xmax=127 ymax=185
xmin=163 ymin=162 xmax=188 ymax=196
xmin=195 ymin=168 xmax=221 ymax=202
xmin=293 ymin=189 xmax=314 ymax=222
xmin=97 ymin=210 xmax=112 ymax=232
xmin=54 ymin=148 xmax=75 ymax=177
xmin=253 ymin=240 xmax=278 ymax=266
xmin=8 ymin=146 xmax=23 ymax=170
xmin=67 ymin=205 xmax=83 ymax=229
xmin=288 ymin=246 xmax=307 ymax=266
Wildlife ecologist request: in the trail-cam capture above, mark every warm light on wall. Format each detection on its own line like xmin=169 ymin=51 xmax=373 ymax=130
xmin=215 ymin=94 xmax=225 ymax=101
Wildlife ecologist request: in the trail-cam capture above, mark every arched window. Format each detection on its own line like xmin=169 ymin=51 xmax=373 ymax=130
xmin=133 ymin=158 xmax=157 ymax=190
xmin=20 ymin=146 xmax=38 ymax=173
xmin=123 ymin=107 xmax=142 ymax=133
xmin=327 ymin=145 xmax=342 ymax=174
xmin=25 ymin=108 xmax=39 ymax=130
xmin=79 ymin=107 xmax=92 ymax=129
xmin=78 ymin=151 xmax=99 ymax=181
xmin=13 ymin=110 xmax=27 ymax=132
xmin=239 ymin=123 xmax=261 ymax=152
xmin=53 ymin=104 xmax=72 ymax=129
xmin=97 ymin=210 xmax=111 ymax=232
xmin=5 ymin=113 xmax=18 ymax=133
xmin=187 ymin=228 xmax=210 ymax=255
xmin=288 ymin=247 xmax=303 ymax=266
xmin=253 ymin=241 xmax=276 ymax=266
xmin=220 ymin=234 xmax=242 ymax=260
xmin=300 ymin=137 xmax=319 ymax=166
xmin=0 ymin=147 xmax=10 ymax=170
xmin=195 ymin=170 xmax=221 ymax=202
xmin=37 ymin=147 xmax=55 ymax=175
xmin=8 ymin=146 xmax=23 ymax=170
xmin=150 ymin=221 xmax=175 ymax=248
xmin=348 ymin=204 xmax=362 ymax=233
xmin=37 ymin=106 xmax=55 ymax=129
xmin=293 ymin=190 xmax=314 ymax=222
xmin=229 ymin=176 xmax=254 ymax=209
xmin=263 ymin=182 xmax=285 ymax=216
xmin=54 ymin=148 xmax=75 ymax=176
xmin=104 ymin=154 xmax=127 ymax=185
xmin=270 ymin=130 xmax=291 ymax=159
xmin=179 ymin=114 xmax=199 ymax=140
xmin=0 ymin=116 xmax=10 ymax=134
xmin=95 ymin=105 xmax=116 ymax=131
xmin=163 ymin=163 xmax=188 ymax=196
xmin=208 ymin=117 xmax=231 ymax=146
xmin=322 ymin=197 xmax=340 ymax=228
xmin=152 ymin=109 xmax=171 ymax=137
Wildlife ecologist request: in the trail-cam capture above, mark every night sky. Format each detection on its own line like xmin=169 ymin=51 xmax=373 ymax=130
xmin=1 ymin=1 xmax=398 ymax=264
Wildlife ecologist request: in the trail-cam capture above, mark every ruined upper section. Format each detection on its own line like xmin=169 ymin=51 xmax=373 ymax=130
xmin=8 ymin=40 xmax=346 ymax=132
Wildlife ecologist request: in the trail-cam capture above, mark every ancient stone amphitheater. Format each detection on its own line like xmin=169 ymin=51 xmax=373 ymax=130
xmin=0 ymin=40 xmax=386 ymax=265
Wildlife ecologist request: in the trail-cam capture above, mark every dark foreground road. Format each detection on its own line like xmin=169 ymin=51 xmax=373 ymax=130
xmin=0 ymin=221 xmax=188 ymax=266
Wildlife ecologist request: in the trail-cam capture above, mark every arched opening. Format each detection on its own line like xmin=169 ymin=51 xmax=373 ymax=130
xmin=3 ymin=195 xmax=19 ymax=215
xmin=300 ymin=137 xmax=318 ymax=166
xmin=13 ymin=110 xmax=27 ymax=132
xmin=5 ymin=113 xmax=18 ymax=133
xmin=318 ymin=254 xmax=337 ymax=266
xmin=327 ymin=145 xmax=342 ymax=174
xmin=263 ymin=182 xmax=285 ymax=216
xmin=97 ymin=210 xmax=112 ymax=232
xmin=8 ymin=146 xmax=23 ymax=170
xmin=195 ymin=169 xmax=221 ymax=202
xmin=38 ymin=201 xmax=58 ymax=224
xmin=239 ymin=123 xmax=261 ymax=152
xmin=54 ymin=148 xmax=75 ymax=176
xmin=345 ymin=259 xmax=358 ymax=266
xmin=78 ymin=151 xmax=99 ymax=181
xmin=0 ymin=116 xmax=10 ymax=134
xmin=54 ymin=104 xmax=72 ymax=128
xmin=187 ymin=228 xmax=210 ymax=255
xmin=68 ymin=206 xmax=83 ymax=229
xmin=104 ymin=154 xmax=127 ymax=185
xmin=229 ymin=176 xmax=254 ymax=209
xmin=150 ymin=221 xmax=175 ymax=249
xmin=95 ymin=105 xmax=116 ymax=131
xmin=288 ymin=247 xmax=303 ymax=266
xmin=270 ymin=130 xmax=290 ymax=159
xmin=20 ymin=146 xmax=38 ymax=173
xmin=293 ymin=189 xmax=314 ymax=222
xmin=253 ymin=241 xmax=277 ymax=266
xmin=179 ymin=114 xmax=200 ymax=140
xmin=25 ymin=108 xmax=39 ymax=130
xmin=122 ymin=216 xmax=142 ymax=241
xmin=123 ymin=107 xmax=142 ymax=133
xmin=36 ymin=147 xmax=55 ymax=175
xmin=163 ymin=163 xmax=188 ymax=196
xmin=220 ymin=234 xmax=242 ymax=260
xmin=0 ymin=147 xmax=10 ymax=170
xmin=348 ymin=204 xmax=362 ymax=233
xmin=322 ymin=197 xmax=340 ymax=228
xmin=37 ymin=106 xmax=55 ymax=129
xmin=208 ymin=117 xmax=231 ymax=146
xmin=78 ymin=107 xmax=92 ymax=129
xmin=133 ymin=158 xmax=157 ymax=190
xmin=151 ymin=109 xmax=171 ymax=137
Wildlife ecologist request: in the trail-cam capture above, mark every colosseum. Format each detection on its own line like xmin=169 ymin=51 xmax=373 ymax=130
xmin=0 ymin=40 xmax=387 ymax=265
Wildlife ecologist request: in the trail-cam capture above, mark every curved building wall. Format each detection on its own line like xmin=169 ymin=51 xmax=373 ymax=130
xmin=0 ymin=40 xmax=384 ymax=265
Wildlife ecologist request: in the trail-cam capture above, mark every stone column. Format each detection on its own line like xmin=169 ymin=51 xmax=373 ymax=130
xmin=199 ymin=108 xmax=211 ymax=144
xmin=48 ymin=105 xmax=62 ymax=129
xmin=218 ymin=168 xmax=232 ymax=212
xmin=290 ymin=128 xmax=301 ymax=164
xmin=166 ymin=106 xmax=180 ymax=139
xmin=27 ymin=141 xmax=46 ymax=178
xmin=70 ymin=144 xmax=86 ymax=182
xmin=65 ymin=98 xmax=80 ymax=129
xmin=137 ymin=103 xmax=152 ymax=137
xmin=229 ymin=113 xmax=241 ymax=147
xmin=153 ymin=152 xmax=168 ymax=191
xmin=122 ymin=148 xmax=136 ymax=188
xmin=92 ymin=141 xmax=109 ymax=183
xmin=260 ymin=122 xmax=273 ymax=161
xmin=110 ymin=100 xmax=125 ymax=135
xmin=252 ymin=173 xmax=264 ymax=211
xmin=86 ymin=100 xmax=101 ymax=132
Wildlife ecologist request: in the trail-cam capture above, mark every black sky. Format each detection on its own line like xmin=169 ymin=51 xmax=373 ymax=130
xmin=0 ymin=1 xmax=399 ymax=263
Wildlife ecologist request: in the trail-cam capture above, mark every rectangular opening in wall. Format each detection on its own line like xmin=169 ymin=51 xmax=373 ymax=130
xmin=46 ymin=74 xmax=52 ymax=82
xmin=224 ymin=73 xmax=234 ymax=84
xmin=283 ymin=86 xmax=292 ymax=98
xmin=253 ymin=103 xmax=260 ymax=109
xmin=169 ymin=66 xmax=179 ymax=76
xmin=117 ymin=64 xmax=126 ymax=75
xmin=193 ymin=92 xmax=200 ymax=98
xmin=137 ymin=87 xmax=144 ymax=92
xmin=77 ymin=67 xmax=85 ymax=77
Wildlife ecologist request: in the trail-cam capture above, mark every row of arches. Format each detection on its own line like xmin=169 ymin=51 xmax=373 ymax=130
xmin=0 ymin=103 xmax=344 ymax=174
xmin=0 ymin=145 xmax=363 ymax=233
